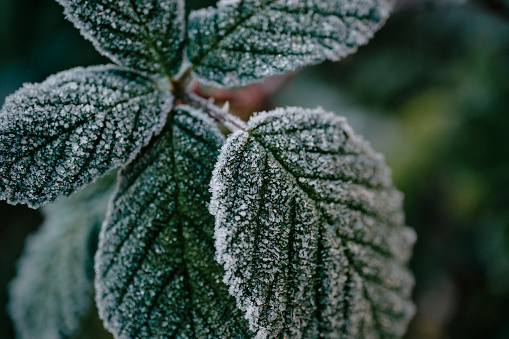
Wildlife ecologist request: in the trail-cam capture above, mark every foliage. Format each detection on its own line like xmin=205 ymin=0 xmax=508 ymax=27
xmin=187 ymin=0 xmax=395 ymax=87
xmin=210 ymin=108 xmax=415 ymax=338
xmin=0 ymin=65 xmax=172 ymax=208
xmin=1 ymin=0 xmax=416 ymax=338
xmin=8 ymin=174 xmax=115 ymax=339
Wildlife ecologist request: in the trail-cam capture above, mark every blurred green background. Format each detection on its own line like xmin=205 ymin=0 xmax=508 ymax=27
xmin=1 ymin=0 xmax=508 ymax=338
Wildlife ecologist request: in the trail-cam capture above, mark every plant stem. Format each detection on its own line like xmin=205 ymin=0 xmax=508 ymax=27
xmin=177 ymin=90 xmax=248 ymax=132
xmin=173 ymin=65 xmax=195 ymax=92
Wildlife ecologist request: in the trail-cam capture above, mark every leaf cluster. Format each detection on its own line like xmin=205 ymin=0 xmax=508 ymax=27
xmin=1 ymin=0 xmax=415 ymax=338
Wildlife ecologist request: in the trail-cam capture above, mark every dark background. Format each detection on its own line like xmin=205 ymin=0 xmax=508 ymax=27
xmin=1 ymin=0 xmax=508 ymax=338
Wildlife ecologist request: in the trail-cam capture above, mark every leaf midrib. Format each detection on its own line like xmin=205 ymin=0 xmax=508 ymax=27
xmin=169 ymin=113 xmax=198 ymax=338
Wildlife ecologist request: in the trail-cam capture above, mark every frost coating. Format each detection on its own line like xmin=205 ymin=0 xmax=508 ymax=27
xmin=95 ymin=106 xmax=251 ymax=338
xmin=188 ymin=0 xmax=395 ymax=87
xmin=0 ymin=65 xmax=173 ymax=208
xmin=8 ymin=175 xmax=115 ymax=339
xmin=57 ymin=0 xmax=185 ymax=77
xmin=210 ymin=107 xmax=416 ymax=338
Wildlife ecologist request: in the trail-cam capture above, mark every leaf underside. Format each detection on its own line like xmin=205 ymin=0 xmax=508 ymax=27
xmin=187 ymin=0 xmax=395 ymax=87
xmin=210 ymin=107 xmax=416 ymax=338
xmin=57 ymin=0 xmax=185 ymax=77
xmin=9 ymin=175 xmax=115 ymax=339
xmin=95 ymin=106 xmax=251 ymax=338
xmin=0 ymin=65 xmax=172 ymax=208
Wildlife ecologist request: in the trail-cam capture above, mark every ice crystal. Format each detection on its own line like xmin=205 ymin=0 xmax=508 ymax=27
xmin=57 ymin=0 xmax=185 ymax=77
xmin=210 ymin=107 xmax=416 ymax=338
xmin=8 ymin=174 xmax=116 ymax=339
xmin=187 ymin=0 xmax=396 ymax=87
xmin=95 ymin=106 xmax=251 ymax=338
xmin=0 ymin=65 xmax=173 ymax=208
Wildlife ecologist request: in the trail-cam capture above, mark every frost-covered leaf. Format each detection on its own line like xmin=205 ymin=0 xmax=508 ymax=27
xmin=0 ymin=65 xmax=173 ymax=208
xmin=210 ymin=107 xmax=416 ymax=338
xmin=9 ymin=174 xmax=116 ymax=339
xmin=57 ymin=0 xmax=185 ymax=77
xmin=187 ymin=0 xmax=395 ymax=87
xmin=95 ymin=106 xmax=251 ymax=338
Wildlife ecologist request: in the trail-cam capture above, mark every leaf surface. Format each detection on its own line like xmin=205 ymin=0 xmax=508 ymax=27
xmin=95 ymin=106 xmax=251 ymax=338
xmin=210 ymin=107 xmax=416 ymax=338
xmin=57 ymin=0 xmax=185 ymax=77
xmin=9 ymin=174 xmax=115 ymax=339
xmin=0 ymin=65 xmax=172 ymax=208
xmin=187 ymin=0 xmax=395 ymax=87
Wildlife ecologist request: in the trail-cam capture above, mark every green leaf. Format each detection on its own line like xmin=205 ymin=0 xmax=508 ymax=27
xmin=8 ymin=174 xmax=116 ymax=339
xmin=187 ymin=0 xmax=395 ymax=87
xmin=210 ymin=107 xmax=416 ymax=338
xmin=56 ymin=0 xmax=185 ymax=77
xmin=0 ymin=65 xmax=173 ymax=208
xmin=95 ymin=106 xmax=251 ymax=338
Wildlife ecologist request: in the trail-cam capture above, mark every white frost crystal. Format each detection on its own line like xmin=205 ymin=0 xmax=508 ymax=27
xmin=9 ymin=175 xmax=115 ymax=339
xmin=57 ymin=0 xmax=185 ymax=77
xmin=0 ymin=65 xmax=173 ymax=208
xmin=210 ymin=107 xmax=416 ymax=338
xmin=188 ymin=0 xmax=396 ymax=87
xmin=95 ymin=106 xmax=251 ymax=338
